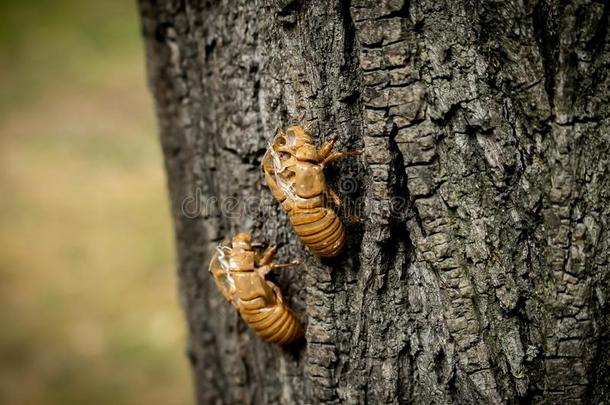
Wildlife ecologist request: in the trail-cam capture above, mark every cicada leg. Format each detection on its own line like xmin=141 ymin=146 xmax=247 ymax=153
xmin=317 ymin=133 xmax=338 ymax=161
xmin=255 ymin=244 xmax=278 ymax=267
xmin=327 ymin=187 xmax=343 ymax=208
xmin=271 ymin=261 xmax=301 ymax=270
xmin=327 ymin=187 xmax=365 ymax=223
xmin=255 ymin=261 xmax=301 ymax=278
xmin=321 ymin=149 xmax=364 ymax=167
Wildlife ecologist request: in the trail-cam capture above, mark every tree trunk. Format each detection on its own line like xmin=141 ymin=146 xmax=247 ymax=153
xmin=138 ymin=0 xmax=609 ymax=403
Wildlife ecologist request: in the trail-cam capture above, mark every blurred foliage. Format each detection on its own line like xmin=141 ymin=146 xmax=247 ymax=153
xmin=0 ymin=1 xmax=192 ymax=404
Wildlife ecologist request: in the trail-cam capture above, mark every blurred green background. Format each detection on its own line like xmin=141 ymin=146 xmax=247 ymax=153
xmin=0 ymin=1 xmax=191 ymax=404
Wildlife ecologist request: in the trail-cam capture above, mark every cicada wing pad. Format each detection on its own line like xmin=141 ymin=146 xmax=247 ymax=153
xmin=266 ymin=140 xmax=302 ymax=202
xmin=208 ymin=244 xmax=238 ymax=306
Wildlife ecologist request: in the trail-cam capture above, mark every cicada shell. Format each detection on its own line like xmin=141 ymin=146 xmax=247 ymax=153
xmin=262 ymin=125 xmax=361 ymax=257
xmin=208 ymin=232 xmax=302 ymax=345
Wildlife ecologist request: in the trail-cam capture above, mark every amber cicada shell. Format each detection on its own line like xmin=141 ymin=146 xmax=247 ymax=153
xmin=262 ymin=125 xmax=361 ymax=257
xmin=208 ymin=232 xmax=302 ymax=345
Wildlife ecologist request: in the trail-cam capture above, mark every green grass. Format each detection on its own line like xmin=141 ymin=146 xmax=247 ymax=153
xmin=0 ymin=2 xmax=192 ymax=404
xmin=0 ymin=0 xmax=142 ymax=113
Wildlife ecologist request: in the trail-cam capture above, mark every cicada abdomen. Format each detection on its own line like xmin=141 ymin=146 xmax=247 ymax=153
xmin=237 ymin=288 xmax=302 ymax=345
xmin=262 ymin=125 xmax=361 ymax=257
xmin=284 ymin=195 xmax=346 ymax=258
xmin=208 ymin=233 xmax=302 ymax=345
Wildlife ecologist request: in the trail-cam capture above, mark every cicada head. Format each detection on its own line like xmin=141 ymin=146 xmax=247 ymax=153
xmin=229 ymin=232 xmax=256 ymax=272
xmin=284 ymin=125 xmax=313 ymax=149
xmin=272 ymin=126 xmax=313 ymax=153
xmin=264 ymin=126 xmax=314 ymax=201
xmin=232 ymin=232 xmax=252 ymax=250
xmin=270 ymin=125 xmax=314 ymax=169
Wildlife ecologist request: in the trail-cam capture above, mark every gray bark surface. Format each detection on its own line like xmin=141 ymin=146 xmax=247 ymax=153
xmin=138 ymin=0 xmax=610 ymax=403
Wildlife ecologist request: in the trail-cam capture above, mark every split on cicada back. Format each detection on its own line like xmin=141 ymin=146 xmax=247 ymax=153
xmin=209 ymin=244 xmax=237 ymax=304
xmin=267 ymin=140 xmax=299 ymax=201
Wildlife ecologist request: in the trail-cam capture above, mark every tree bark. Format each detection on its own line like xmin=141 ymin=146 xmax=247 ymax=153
xmin=138 ymin=0 xmax=609 ymax=403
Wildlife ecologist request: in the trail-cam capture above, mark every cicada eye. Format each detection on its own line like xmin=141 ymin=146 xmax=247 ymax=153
xmin=276 ymin=136 xmax=286 ymax=146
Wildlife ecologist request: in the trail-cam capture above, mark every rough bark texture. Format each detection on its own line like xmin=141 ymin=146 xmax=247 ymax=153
xmin=138 ymin=0 xmax=610 ymax=403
